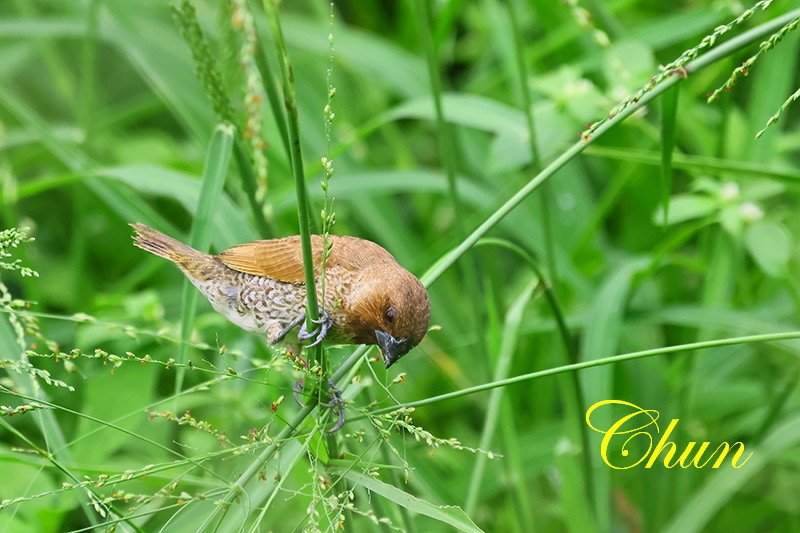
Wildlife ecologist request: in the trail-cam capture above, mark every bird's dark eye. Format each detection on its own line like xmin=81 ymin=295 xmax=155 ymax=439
xmin=385 ymin=306 xmax=396 ymax=323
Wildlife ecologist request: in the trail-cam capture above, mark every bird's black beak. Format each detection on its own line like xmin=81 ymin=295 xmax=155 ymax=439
xmin=374 ymin=330 xmax=409 ymax=368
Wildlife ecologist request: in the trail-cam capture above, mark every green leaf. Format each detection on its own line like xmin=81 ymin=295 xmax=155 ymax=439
xmin=580 ymin=258 xmax=646 ymax=525
xmin=102 ymin=4 xmax=215 ymax=141
xmin=174 ymin=124 xmax=235 ymax=397
xmin=652 ymin=194 xmax=717 ymax=226
xmin=465 ymin=280 xmax=537 ymax=514
xmin=280 ymin=14 xmax=427 ymax=98
xmin=744 ymin=220 xmax=791 ymax=277
xmin=340 ymin=468 xmax=484 ymax=533
xmin=386 ymin=93 xmax=526 ymax=138
xmin=271 ymin=169 xmax=492 ymax=215
xmin=99 ymin=164 xmax=258 ymax=247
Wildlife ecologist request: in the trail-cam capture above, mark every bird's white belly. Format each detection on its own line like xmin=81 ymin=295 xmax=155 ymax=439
xmin=189 ymin=278 xmax=263 ymax=334
xmin=209 ymin=298 xmax=261 ymax=333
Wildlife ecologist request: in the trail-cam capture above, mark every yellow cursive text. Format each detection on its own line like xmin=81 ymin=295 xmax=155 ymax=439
xmin=585 ymin=400 xmax=752 ymax=470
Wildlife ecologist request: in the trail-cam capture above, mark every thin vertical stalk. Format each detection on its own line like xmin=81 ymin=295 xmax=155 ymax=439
xmin=415 ymin=0 xmax=464 ymax=237
xmin=253 ymin=44 xmax=291 ymax=161
xmin=660 ymin=86 xmax=679 ymax=226
xmin=79 ymin=0 xmax=99 ymax=140
xmin=507 ymin=0 xmax=557 ymax=282
xmin=414 ymin=0 xmax=484 ymax=368
xmin=259 ymin=3 xmax=342 ymax=482
xmin=262 ymin=0 xmax=323 ymax=368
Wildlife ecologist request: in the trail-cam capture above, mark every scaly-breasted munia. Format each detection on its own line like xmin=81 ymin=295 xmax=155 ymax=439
xmin=130 ymin=223 xmax=430 ymax=367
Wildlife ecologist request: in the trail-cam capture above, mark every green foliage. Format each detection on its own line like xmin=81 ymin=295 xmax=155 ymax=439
xmin=2 ymin=1 xmax=800 ymax=532
xmin=171 ymin=0 xmax=235 ymax=121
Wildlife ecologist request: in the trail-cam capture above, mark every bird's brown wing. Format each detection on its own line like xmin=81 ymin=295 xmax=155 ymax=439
xmin=217 ymin=235 xmax=396 ymax=283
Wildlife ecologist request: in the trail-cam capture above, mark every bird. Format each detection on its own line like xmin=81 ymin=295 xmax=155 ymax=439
xmin=130 ymin=223 xmax=431 ymax=368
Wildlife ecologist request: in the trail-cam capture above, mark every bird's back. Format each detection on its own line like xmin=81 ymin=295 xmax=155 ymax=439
xmin=216 ymin=234 xmax=397 ymax=282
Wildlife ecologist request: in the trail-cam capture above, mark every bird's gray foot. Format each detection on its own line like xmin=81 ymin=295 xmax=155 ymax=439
xmin=293 ymin=378 xmax=305 ymax=406
xmin=321 ymin=380 xmax=346 ymax=433
xmin=297 ymin=308 xmax=333 ymax=348
xmin=275 ymin=313 xmax=306 ymax=344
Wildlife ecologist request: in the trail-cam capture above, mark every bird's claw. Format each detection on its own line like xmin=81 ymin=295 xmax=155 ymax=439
xmin=321 ymin=380 xmax=346 ymax=433
xmin=275 ymin=313 xmax=305 ymax=344
xmin=293 ymin=378 xmax=304 ymax=407
xmin=297 ymin=308 xmax=333 ymax=348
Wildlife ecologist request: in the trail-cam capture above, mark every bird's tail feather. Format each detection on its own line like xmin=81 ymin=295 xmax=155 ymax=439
xmin=130 ymin=223 xmax=204 ymax=268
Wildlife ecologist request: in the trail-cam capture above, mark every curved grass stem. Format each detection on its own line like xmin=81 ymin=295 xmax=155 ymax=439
xmin=367 ymin=331 xmax=800 ymax=415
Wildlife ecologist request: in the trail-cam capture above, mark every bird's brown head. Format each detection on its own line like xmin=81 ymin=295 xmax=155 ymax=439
xmin=348 ymin=265 xmax=430 ymax=368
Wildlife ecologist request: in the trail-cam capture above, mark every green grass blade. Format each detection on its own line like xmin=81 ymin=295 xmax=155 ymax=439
xmin=340 ymin=468 xmax=485 ymax=533
xmin=278 ymin=13 xmax=427 ymax=99
xmin=474 ymin=238 xmax=594 ymax=515
xmin=97 ymin=164 xmax=258 ymax=246
xmin=555 ymin=435 xmax=596 ymax=533
xmin=252 ymin=35 xmax=291 ymax=160
xmin=0 ymin=84 xmax=178 ymax=233
xmin=660 ymin=85 xmax=679 ymax=227
xmin=102 ymin=3 xmax=214 ymax=141
xmin=585 ymin=146 xmax=800 ymax=184
xmin=580 ymin=259 xmax=645 ymax=523
xmin=174 ymin=124 xmax=235 ymax=398
xmin=413 ymin=0 xmax=482 ymax=344
xmin=464 ymin=280 xmax=536 ymax=514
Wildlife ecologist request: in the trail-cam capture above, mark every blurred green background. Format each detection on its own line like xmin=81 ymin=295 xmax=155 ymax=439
xmin=1 ymin=0 xmax=800 ymax=531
